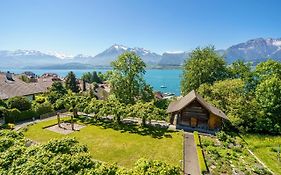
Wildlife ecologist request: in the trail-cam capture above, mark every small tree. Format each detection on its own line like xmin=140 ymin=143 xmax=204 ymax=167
xmin=65 ymin=71 xmax=80 ymax=93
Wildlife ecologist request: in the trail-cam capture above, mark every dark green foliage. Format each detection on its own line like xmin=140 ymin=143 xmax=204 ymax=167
xmin=47 ymin=81 xmax=67 ymax=103
xmin=110 ymin=52 xmax=154 ymax=104
xmin=5 ymin=109 xmax=37 ymax=123
xmin=81 ymin=71 xmax=102 ymax=84
xmin=181 ymin=46 xmax=228 ymax=95
xmin=65 ymin=71 xmax=80 ymax=93
xmin=7 ymin=96 xmax=32 ymax=111
xmin=0 ymin=99 xmax=7 ymax=108
xmin=33 ymin=102 xmax=54 ymax=116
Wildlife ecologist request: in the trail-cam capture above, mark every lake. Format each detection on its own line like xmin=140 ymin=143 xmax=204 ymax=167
xmin=1 ymin=69 xmax=182 ymax=95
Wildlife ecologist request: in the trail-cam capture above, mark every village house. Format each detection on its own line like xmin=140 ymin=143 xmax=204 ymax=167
xmin=0 ymin=72 xmax=55 ymax=100
xmin=167 ymin=90 xmax=228 ymax=132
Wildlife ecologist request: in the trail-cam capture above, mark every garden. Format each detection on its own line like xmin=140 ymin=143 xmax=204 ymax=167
xmin=22 ymin=116 xmax=183 ymax=168
xmin=199 ymin=131 xmax=272 ymax=175
xmin=243 ymin=134 xmax=281 ymax=175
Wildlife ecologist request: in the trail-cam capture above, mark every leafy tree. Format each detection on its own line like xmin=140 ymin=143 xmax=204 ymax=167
xmin=65 ymin=71 xmax=80 ymax=93
xmin=255 ymin=59 xmax=281 ymax=80
xmin=198 ymin=79 xmax=257 ymax=132
xmin=81 ymin=71 xmax=102 ymax=84
xmin=6 ymin=96 xmax=31 ymax=111
xmin=255 ymin=75 xmax=281 ymax=134
xmin=110 ymin=52 xmax=153 ymax=104
xmin=181 ymin=46 xmax=228 ymax=95
xmin=228 ymin=60 xmax=252 ymax=79
xmin=47 ymin=81 xmax=67 ymax=104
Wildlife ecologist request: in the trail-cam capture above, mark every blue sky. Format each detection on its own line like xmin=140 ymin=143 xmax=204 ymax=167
xmin=0 ymin=0 xmax=281 ymax=55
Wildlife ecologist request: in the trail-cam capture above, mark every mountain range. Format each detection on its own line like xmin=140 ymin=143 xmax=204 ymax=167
xmin=1 ymin=37 xmax=281 ymax=69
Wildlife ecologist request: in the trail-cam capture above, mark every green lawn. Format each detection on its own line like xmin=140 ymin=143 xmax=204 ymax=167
xmin=243 ymin=134 xmax=281 ymax=175
xmin=23 ymin=117 xmax=183 ymax=168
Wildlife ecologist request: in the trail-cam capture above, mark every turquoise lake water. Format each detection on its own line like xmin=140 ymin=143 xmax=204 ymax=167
xmin=2 ymin=69 xmax=182 ymax=95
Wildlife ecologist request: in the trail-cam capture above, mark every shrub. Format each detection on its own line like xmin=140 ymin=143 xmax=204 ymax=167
xmin=5 ymin=109 xmax=37 ymax=123
xmin=34 ymin=102 xmax=54 ymax=116
xmin=6 ymin=96 xmax=32 ymax=111
xmin=0 ymin=99 xmax=7 ymax=108
xmin=35 ymin=96 xmax=46 ymax=104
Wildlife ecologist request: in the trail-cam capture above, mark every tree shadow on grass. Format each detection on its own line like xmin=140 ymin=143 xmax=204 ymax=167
xmin=74 ymin=116 xmax=176 ymax=139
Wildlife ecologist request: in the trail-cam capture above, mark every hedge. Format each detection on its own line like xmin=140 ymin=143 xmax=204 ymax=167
xmin=194 ymin=131 xmax=208 ymax=174
xmin=5 ymin=109 xmax=38 ymax=123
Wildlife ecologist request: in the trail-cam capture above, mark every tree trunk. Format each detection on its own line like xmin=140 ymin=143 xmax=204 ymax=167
xmin=142 ymin=117 xmax=146 ymax=127
xmin=71 ymin=115 xmax=74 ymax=130
xmin=57 ymin=113 xmax=61 ymax=128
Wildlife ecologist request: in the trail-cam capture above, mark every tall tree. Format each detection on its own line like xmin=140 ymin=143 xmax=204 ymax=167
xmin=110 ymin=52 xmax=153 ymax=104
xmin=48 ymin=81 xmax=67 ymax=103
xmin=255 ymin=75 xmax=281 ymax=134
xmin=181 ymin=46 xmax=228 ymax=95
xmin=65 ymin=71 xmax=80 ymax=93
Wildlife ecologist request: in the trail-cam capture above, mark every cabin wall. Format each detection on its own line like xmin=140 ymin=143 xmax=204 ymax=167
xmin=177 ymin=100 xmax=209 ymax=129
xmin=173 ymin=100 xmax=223 ymax=130
xmin=208 ymin=113 xmax=222 ymax=129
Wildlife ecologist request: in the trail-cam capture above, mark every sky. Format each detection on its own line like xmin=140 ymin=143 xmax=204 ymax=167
xmin=0 ymin=0 xmax=281 ymax=56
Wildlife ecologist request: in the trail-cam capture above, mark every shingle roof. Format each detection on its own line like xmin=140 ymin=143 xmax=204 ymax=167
xmin=167 ymin=90 xmax=228 ymax=120
xmin=0 ymin=73 xmax=53 ymax=100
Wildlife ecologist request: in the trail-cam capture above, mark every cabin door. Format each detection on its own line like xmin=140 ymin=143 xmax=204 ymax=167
xmin=191 ymin=117 xmax=197 ymax=127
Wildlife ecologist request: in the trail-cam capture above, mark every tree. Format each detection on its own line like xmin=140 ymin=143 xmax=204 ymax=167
xmin=255 ymin=75 xmax=281 ymax=134
xmin=47 ymin=81 xmax=67 ymax=103
xmin=81 ymin=71 xmax=102 ymax=84
xmin=255 ymin=59 xmax=281 ymax=80
xmin=65 ymin=71 xmax=80 ymax=93
xmin=110 ymin=52 xmax=153 ymax=104
xmin=6 ymin=96 xmax=31 ymax=111
xmin=181 ymin=46 xmax=228 ymax=95
xmin=228 ymin=60 xmax=252 ymax=79
xmin=198 ymin=79 xmax=257 ymax=132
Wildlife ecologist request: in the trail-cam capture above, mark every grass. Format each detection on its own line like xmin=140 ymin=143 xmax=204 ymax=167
xmin=243 ymin=134 xmax=281 ymax=175
xmin=23 ymin=116 xmax=183 ymax=168
xmin=194 ymin=131 xmax=208 ymax=174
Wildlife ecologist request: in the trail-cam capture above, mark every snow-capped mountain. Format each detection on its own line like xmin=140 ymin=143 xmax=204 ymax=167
xmin=88 ymin=44 xmax=162 ymax=65
xmin=1 ymin=38 xmax=281 ymax=68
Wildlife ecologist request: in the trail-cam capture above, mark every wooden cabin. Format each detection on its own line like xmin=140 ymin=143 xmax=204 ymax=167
xmin=167 ymin=90 xmax=228 ymax=131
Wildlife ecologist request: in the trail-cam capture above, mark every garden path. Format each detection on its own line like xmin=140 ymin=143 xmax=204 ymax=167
xmin=184 ymin=132 xmax=200 ymax=175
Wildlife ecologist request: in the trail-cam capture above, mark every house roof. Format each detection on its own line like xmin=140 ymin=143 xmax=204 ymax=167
xmin=167 ymin=90 xmax=228 ymax=120
xmin=0 ymin=73 xmax=53 ymax=100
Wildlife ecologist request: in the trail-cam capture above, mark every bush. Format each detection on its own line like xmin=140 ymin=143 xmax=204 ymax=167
xmin=34 ymin=102 xmax=54 ymax=116
xmin=35 ymin=96 xmax=46 ymax=104
xmin=6 ymin=96 xmax=32 ymax=111
xmin=5 ymin=109 xmax=37 ymax=123
xmin=0 ymin=99 xmax=7 ymax=108
xmin=194 ymin=131 xmax=208 ymax=174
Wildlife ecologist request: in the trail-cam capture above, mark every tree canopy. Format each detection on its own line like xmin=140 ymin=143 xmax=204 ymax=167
xmin=65 ymin=71 xmax=80 ymax=93
xmin=181 ymin=46 xmax=228 ymax=95
xmin=110 ymin=52 xmax=153 ymax=104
